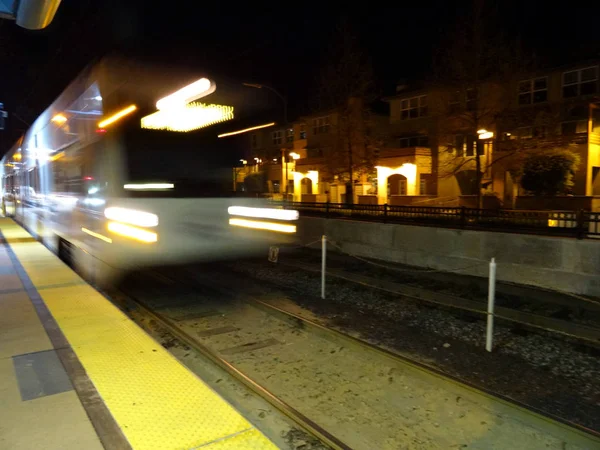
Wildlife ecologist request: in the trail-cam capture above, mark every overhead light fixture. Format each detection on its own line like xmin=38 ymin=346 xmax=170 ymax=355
xmin=478 ymin=131 xmax=494 ymax=140
xmin=141 ymin=102 xmax=234 ymax=132
xmin=477 ymin=129 xmax=487 ymax=134
xmin=289 ymin=152 xmax=300 ymax=160
xmin=156 ymin=78 xmax=215 ymax=110
xmin=51 ymin=114 xmax=67 ymax=124
xmin=218 ymin=122 xmax=276 ymax=138
xmin=98 ymin=104 xmax=137 ymax=129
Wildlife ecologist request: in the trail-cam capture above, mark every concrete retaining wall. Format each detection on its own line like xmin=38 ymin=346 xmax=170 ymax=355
xmin=297 ymin=217 xmax=600 ymax=296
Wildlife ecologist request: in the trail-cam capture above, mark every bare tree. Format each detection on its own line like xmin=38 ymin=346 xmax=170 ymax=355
xmin=316 ymin=18 xmax=380 ymax=203
xmin=432 ymin=0 xmax=534 ymax=207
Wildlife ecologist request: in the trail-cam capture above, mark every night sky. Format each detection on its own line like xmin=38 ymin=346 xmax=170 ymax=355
xmin=2 ymin=1 xmax=600 ymax=155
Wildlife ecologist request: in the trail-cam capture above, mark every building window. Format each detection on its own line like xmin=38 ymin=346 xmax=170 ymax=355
xmin=561 ymin=120 xmax=587 ymax=135
xmin=563 ymin=67 xmax=598 ymax=98
xmin=448 ymin=90 xmax=461 ymax=114
xmin=518 ymin=77 xmax=547 ymax=105
xmin=272 ymin=130 xmax=282 ymax=145
xmin=399 ymin=136 xmax=429 ymax=148
xmin=419 ymin=176 xmax=427 ymax=195
xmin=454 ymin=134 xmax=477 ymax=157
xmin=299 ymin=124 xmax=306 ymax=139
xmin=312 ymin=116 xmax=330 ymax=134
xmin=286 ymin=128 xmax=294 ymax=143
xmin=466 ymin=88 xmax=478 ymax=111
xmin=251 ymin=133 xmax=258 ymax=149
xmin=400 ymin=95 xmax=428 ymax=120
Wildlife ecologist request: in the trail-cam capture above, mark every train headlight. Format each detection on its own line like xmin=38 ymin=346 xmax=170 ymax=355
xmin=104 ymin=207 xmax=158 ymax=227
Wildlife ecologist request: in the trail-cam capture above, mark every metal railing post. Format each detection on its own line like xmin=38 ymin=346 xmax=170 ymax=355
xmin=383 ymin=203 xmax=388 ymax=223
xmin=325 ymin=201 xmax=330 ymax=219
xmin=576 ymin=209 xmax=586 ymax=239
xmin=486 ymin=257 xmax=497 ymax=352
xmin=460 ymin=206 xmax=466 ymax=228
xmin=321 ymin=235 xmax=327 ymax=299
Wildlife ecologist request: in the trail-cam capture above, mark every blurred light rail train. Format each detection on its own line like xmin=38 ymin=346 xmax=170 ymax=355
xmin=0 ymin=57 xmax=297 ymax=283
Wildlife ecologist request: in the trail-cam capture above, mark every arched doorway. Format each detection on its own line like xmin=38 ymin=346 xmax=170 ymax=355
xmin=388 ymin=173 xmax=408 ymax=197
xmin=301 ymin=177 xmax=313 ymax=194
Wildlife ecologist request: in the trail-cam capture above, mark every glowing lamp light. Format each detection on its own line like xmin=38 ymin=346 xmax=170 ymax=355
xmin=104 ymin=207 xmax=158 ymax=227
xmin=51 ymin=114 xmax=67 ymax=124
xmin=141 ymin=102 xmax=234 ymax=132
xmin=107 ymin=222 xmax=158 ymax=243
xmin=478 ymin=131 xmax=494 ymax=140
xmin=289 ymin=152 xmax=300 ymax=160
xmin=229 ymin=218 xmax=296 ymax=234
xmin=218 ymin=122 xmax=276 ymax=138
xmin=228 ymin=206 xmax=299 ymax=221
xmin=156 ymin=78 xmax=215 ymax=110
xmin=98 ymin=104 xmax=137 ymax=129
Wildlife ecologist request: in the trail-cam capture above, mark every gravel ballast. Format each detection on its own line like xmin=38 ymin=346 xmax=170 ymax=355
xmin=227 ymin=258 xmax=600 ymax=433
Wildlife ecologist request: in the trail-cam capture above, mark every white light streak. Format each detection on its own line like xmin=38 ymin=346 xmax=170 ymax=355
xmin=82 ymin=227 xmax=112 ymax=243
xmin=218 ymin=122 xmax=276 ymax=138
xmin=156 ymin=78 xmax=215 ymax=110
xmin=123 ymin=183 xmax=174 ymax=190
xmin=228 ymin=206 xmax=299 ymax=221
xmin=229 ymin=218 xmax=296 ymax=234
xmin=104 ymin=207 xmax=158 ymax=227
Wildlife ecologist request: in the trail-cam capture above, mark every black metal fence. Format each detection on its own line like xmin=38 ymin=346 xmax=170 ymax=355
xmin=272 ymin=201 xmax=600 ymax=239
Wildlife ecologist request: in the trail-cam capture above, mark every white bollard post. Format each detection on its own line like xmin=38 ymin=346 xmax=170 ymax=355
xmin=321 ymin=235 xmax=326 ymax=299
xmin=486 ymin=257 xmax=497 ymax=352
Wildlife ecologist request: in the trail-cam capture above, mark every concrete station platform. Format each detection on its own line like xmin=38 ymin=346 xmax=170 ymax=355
xmin=0 ymin=218 xmax=277 ymax=450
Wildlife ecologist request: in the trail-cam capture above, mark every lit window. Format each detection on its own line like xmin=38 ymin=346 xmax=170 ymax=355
xmin=419 ymin=176 xmax=427 ymax=195
xmin=400 ymin=95 xmax=427 ymax=120
xmin=518 ymin=77 xmax=548 ymax=105
xmin=272 ymin=130 xmax=282 ymax=145
xmin=312 ymin=116 xmax=330 ymax=134
xmin=299 ymin=124 xmax=306 ymax=139
xmin=453 ymin=134 xmax=477 ymax=157
xmin=563 ymin=67 xmax=598 ymax=98
xmin=286 ymin=128 xmax=294 ymax=143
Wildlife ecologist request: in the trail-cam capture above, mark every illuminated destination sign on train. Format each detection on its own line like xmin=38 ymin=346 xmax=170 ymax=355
xmin=140 ymin=102 xmax=234 ymax=132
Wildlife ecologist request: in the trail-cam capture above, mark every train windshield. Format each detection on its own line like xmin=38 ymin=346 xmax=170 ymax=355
xmin=122 ymin=127 xmax=238 ymax=198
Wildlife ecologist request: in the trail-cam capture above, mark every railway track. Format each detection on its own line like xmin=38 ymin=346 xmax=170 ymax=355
xmin=113 ymin=265 xmax=600 ymax=450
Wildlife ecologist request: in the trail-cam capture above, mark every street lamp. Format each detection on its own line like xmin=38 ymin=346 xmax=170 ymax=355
xmin=242 ymin=82 xmax=288 ymax=124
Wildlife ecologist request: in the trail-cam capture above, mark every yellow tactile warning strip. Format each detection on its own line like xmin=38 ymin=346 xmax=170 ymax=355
xmin=0 ymin=219 xmax=278 ymax=450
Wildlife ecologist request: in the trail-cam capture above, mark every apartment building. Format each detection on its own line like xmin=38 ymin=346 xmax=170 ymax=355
xmin=234 ymin=59 xmax=600 ymax=208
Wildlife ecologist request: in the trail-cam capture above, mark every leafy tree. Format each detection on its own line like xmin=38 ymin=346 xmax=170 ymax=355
xmin=520 ymin=149 xmax=580 ymax=196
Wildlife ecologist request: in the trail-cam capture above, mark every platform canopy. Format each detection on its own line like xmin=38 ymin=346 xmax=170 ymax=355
xmin=0 ymin=0 xmax=61 ymax=30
